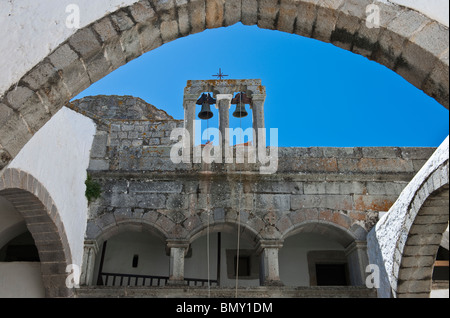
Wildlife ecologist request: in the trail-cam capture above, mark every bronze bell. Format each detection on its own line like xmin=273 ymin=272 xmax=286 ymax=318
xmin=197 ymin=93 xmax=216 ymax=120
xmin=231 ymin=92 xmax=252 ymax=118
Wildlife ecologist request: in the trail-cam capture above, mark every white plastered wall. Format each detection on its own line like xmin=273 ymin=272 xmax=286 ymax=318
xmin=0 ymin=0 xmax=140 ymax=96
xmin=0 ymin=262 xmax=45 ymax=298
xmin=385 ymin=0 xmax=449 ymax=26
xmin=0 ymin=197 xmax=45 ymax=298
xmin=8 ymin=107 xmax=97 ymax=269
xmin=0 ymin=196 xmax=26 ymax=249
xmin=0 ymin=0 xmax=448 ymax=96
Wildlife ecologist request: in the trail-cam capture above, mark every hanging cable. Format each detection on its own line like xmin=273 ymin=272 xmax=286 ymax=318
xmin=235 ymin=92 xmax=244 ymax=298
xmin=206 ymin=108 xmax=211 ymax=298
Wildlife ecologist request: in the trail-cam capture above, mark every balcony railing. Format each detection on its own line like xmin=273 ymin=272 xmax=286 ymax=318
xmin=99 ymin=272 xmax=219 ymax=287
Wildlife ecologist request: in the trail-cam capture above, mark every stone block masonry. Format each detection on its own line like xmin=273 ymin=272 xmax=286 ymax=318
xmin=72 ymin=96 xmax=437 ymax=245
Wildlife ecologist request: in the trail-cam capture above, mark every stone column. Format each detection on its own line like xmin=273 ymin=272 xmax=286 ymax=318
xmin=167 ymin=240 xmax=190 ymax=285
xmin=80 ymin=240 xmax=98 ymax=286
xmin=258 ymin=240 xmax=283 ymax=286
xmin=251 ymin=93 xmax=266 ymax=150
xmin=216 ymin=94 xmax=233 ymax=162
xmin=345 ymin=240 xmax=369 ymax=286
xmin=183 ymin=94 xmax=198 ymax=162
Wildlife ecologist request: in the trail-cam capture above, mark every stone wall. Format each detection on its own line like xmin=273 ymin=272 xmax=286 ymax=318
xmin=68 ymin=95 xmax=184 ymax=172
xmin=367 ymin=137 xmax=449 ymax=298
xmin=4 ymin=106 xmax=96 ymax=280
xmin=71 ymin=96 xmax=437 ymax=246
xmin=1 ymin=0 xmax=447 ymax=97
xmin=0 ymin=0 xmax=448 ymax=172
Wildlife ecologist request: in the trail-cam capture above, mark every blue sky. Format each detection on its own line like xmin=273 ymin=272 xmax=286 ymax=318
xmin=74 ymin=23 xmax=449 ymax=147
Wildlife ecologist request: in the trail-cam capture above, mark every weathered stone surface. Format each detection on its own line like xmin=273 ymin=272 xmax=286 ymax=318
xmin=0 ymin=147 xmax=12 ymax=170
xmin=22 ymin=62 xmax=58 ymax=91
xmin=130 ymin=1 xmax=157 ymax=24
xmin=188 ymin=0 xmax=206 ymax=34
xmin=177 ymin=1 xmax=190 ymax=36
xmin=331 ymin=0 xmax=371 ymax=50
xmin=224 ymin=0 xmax=241 ymax=26
xmin=304 ymin=182 xmax=365 ymax=195
xmin=119 ymin=26 xmax=144 ymax=62
xmin=396 ymin=279 xmax=432 ymax=294
xmin=258 ymin=0 xmax=279 ymax=30
xmin=6 ymin=86 xmax=34 ymax=111
xmin=110 ymin=10 xmax=135 ymax=32
xmin=160 ymin=20 xmax=179 ymax=43
xmin=75 ymin=285 xmax=377 ymax=298
xmin=241 ymin=0 xmax=258 ymax=26
xmin=0 ymin=103 xmax=13 ymax=127
xmin=0 ymin=112 xmax=33 ymax=156
xmin=276 ymin=0 xmax=298 ymax=33
xmin=84 ymin=50 xmax=112 ymax=83
xmin=312 ymin=0 xmax=344 ymax=42
xmin=206 ymin=0 xmax=225 ymax=29
xmin=93 ymin=17 xmax=118 ymax=43
xmin=58 ymin=59 xmax=91 ymax=96
xmin=69 ymin=27 xmax=102 ymax=58
xmin=293 ymin=0 xmax=318 ymax=37
xmin=373 ymin=7 xmax=429 ymax=70
xmin=69 ymin=95 xmax=173 ymax=120
xmin=291 ymin=194 xmax=353 ymax=211
xmin=423 ymin=50 xmax=449 ymax=109
xmin=354 ymin=195 xmax=397 ymax=212
xmin=48 ymin=44 xmax=79 ymax=71
xmin=365 ymin=182 xmax=406 ymax=195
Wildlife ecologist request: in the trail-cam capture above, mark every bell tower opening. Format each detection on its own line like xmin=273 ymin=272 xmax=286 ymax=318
xmin=184 ymin=77 xmax=267 ymax=165
xmin=229 ymin=92 xmax=254 ymax=147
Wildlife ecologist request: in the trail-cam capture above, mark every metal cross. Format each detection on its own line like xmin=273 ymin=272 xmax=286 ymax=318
xmin=212 ymin=68 xmax=229 ymax=80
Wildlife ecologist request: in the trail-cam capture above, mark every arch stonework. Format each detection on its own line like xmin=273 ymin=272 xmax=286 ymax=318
xmin=279 ymin=210 xmax=367 ymax=243
xmin=281 ymin=218 xmax=369 ymax=286
xmin=396 ymin=184 xmax=449 ymax=297
xmin=187 ymin=218 xmax=264 ymax=247
xmin=368 ymin=137 xmax=449 ymax=298
xmin=86 ymin=208 xmax=266 ymax=247
xmin=85 ymin=206 xmax=366 ymax=249
xmin=394 ymin=174 xmax=449 ymax=297
xmin=0 ymin=0 xmax=448 ymax=170
xmin=85 ymin=212 xmax=173 ymax=244
xmin=0 ymin=168 xmax=72 ymax=298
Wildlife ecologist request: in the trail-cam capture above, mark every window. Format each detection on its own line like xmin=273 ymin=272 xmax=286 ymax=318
xmin=226 ymin=249 xmax=259 ymax=280
xmin=307 ymin=250 xmax=349 ymax=286
xmin=234 ymin=256 xmax=251 ymax=277
xmin=433 ymin=246 xmax=449 ymax=281
xmin=132 ymin=254 xmax=139 ymax=268
xmin=315 ymin=264 xmax=348 ymax=286
xmin=0 ymin=231 xmax=40 ymax=262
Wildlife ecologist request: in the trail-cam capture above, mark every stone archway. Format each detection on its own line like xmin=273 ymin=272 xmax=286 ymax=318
xmin=368 ymin=137 xmax=449 ymax=298
xmin=82 ymin=217 xmax=171 ymax=286
xmin=185 ymin=220 xmax=264 ymax=287
xmin=0 ymin=168 xmax=72 ymax=297
xmin=281 ymin=219 xmax=369 ymax=286
xmin=0 ymin=0 xmax=448 ymax=170
xmin=396 ymin=184 xmax=449 ymax=297
xmin=187 ymin=219 xmax=263 ymax=248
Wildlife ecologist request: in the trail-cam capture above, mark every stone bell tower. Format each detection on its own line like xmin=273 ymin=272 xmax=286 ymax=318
xmin=182 ymin=78 xmax=267 ymax=162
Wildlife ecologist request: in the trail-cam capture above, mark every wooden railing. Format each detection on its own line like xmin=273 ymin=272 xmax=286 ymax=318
xmin=100 ymin=272 xmax=168 ymax=287
xmin=185 ymin=277 xmax=219 ymax=287
xmin=99 ymin=272 xmax=218 ymax=287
